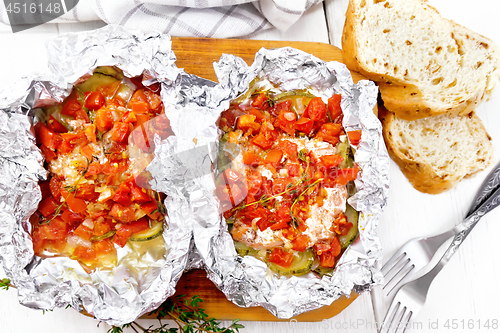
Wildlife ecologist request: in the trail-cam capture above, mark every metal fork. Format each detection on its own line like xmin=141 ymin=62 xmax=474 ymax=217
xmin=381 ymin=161 xmax=500 ymax=299
xmin=379 ymin=170 xmax=500 ymax=333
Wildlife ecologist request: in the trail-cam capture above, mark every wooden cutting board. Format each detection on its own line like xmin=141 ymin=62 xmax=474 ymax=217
xmin=160 ymin=37 xmax=364 ymax=322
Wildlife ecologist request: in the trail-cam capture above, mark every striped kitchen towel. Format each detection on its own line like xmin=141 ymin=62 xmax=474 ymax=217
xmin=0 ymin=0 xmax=323 ymax=37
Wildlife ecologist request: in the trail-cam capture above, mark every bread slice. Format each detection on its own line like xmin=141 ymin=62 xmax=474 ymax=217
xmin=379 ymin=107 xmax=494 ymax=194
xmin=342 ymin=0 xmax=500 ymax=120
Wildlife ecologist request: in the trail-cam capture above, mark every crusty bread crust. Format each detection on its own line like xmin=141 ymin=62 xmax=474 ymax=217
xmin=342 ymin=0 xmax=500 ymax=121
xmin=379 ymin=107 xmax=493 ymax=194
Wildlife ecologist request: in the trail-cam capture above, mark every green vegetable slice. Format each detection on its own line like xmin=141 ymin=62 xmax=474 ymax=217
xmin=266 ymin=249 xmax=314 ymax=276
xmin=338 ymin=204 xmax=359 ymax=249
xmin=129 ymin=220 xmax=164 ymax=242
xmin=90 ymin=231 xmax=116 ymax=241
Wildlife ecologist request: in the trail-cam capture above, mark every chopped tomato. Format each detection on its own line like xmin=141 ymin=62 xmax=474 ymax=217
xmin=320 ymin=155 xmax=344 ymax=168
xmin=61 ymin=99 xmax=82 ymax=116
xmin=332 ymin=214 xmax=353 ymax=236
xmin=40 ymin=145 xmax=57 ymax=162
xmin=332 ymin=167 xmax=359 ymax=186
xmin=92 ymin=239 xmax=115 ymax=255
xmin=347 ymin=130 xmax=362 ymax=145
xmin=84 ymin=91 xmax=105 ymax=111
xmin=243 ymin=151 xmax=262 ymax=166
xmin=318 ymin=251 xmax=336 ymax=268
xmin=295 ymin=117 xmax=313 ymax=134
xmin=37 ymin=217 xmax=68 ymax=240
xmin=38 ymin=196 xmax=59 ymax=217
xmin=38 ymin=124 xmax=61 ymax=150
xmin=135 ymin=113 xmax=151 ymax=127
xmin=251 ymin=134 xmax=273 ymax=150
xmin=112 ymin=182 xmax=132 ymax=206
xmin=246 ymin=171 xmax=263 ymax=197
xmin=49 ymin=176 xmax=62 ymax=202
xmin=109 ymin=203 xmax=136 ymax=223
xmin=272 ymin=178 xmax=294 ymax=195
xmin=39 ymin=180 xmax=51 ymax=200
xmin=95 ymin=107 xmax=114 ymax=132
xmin=111 ymin=121 xmax=130 ymax=143
xmin=113 ymin=217 xmax=149 ymax=247
xmin=141 ymin=201 xmax=161 ymax=220
xmin=72 ymin=246 xmax=97 ymax=262
xmin=270 ymin=99 xmax=291 ymax=116
xmin=314 ymin=123 xmax=341 ymax=146
xmin=60 ymin=209 xmax=82 ymax=226
xmin=248 ymin=108 xmax=267 ymax=122
xmin=84 ymin=124 xmax=97 ymax=143
xmin=61 ymin=189 xmax=87 ymax=214
xmin=268 ymin=248 xmax=294 ymax=268
xmin=80 ymin=144 xmax=94 ymax=159
xmin=92 ymin=221 xmax=114 ymax=236
xmin=61 ymin=132 xmax=87 ymax=145
xmin=97 ymin=81 xmax=120 ymax=99
xmin=276 ymin=111 xmax=296 ymax=136
xmin=251 ymin=93 xmax=269 ymax=109
xmin=327 ymin=94 xmax=342 ymax=121
xmin=122 ymin=111 xmax=137 ymax=123
xmin=291 ymin=234 xmax=310 ymax=252
xmin=130 ymin=182 xmax=151 ymax=203
xmin=57 ymin=140 xmax=74 ymax=154
xmin=237 ymin=114 xmax=260 ymax=134
xmin=303 ymin=97 xmax=327 ymax=125
xmin=74 ymin=223 xmax=93 ymax=240
xmin=75 ymin=108 xmax=90 ymax=123
xmin=47 ymin=115 xmax=67 ymax=133
xmin=265 ymin=149 xmax=283 ymax=165
xmin=85 ymin=162 xmax=103 ymax=177
xmin=275 ymin=203 xmax=292 ymax=226
xmin=129 ymin=101 xmax=149 ymax=114
xmin=286 ymin=163 xmax=301 ymax=177
xmin=75 ymin=184 xmax=96 ymax=201
xmin=277 ymin=140 xmax=298 ymax=161
xmin=221 ymin=168 xmax=242 ymax=183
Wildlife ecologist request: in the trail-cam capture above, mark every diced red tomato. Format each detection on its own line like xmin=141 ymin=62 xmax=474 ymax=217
xmin=61 ymin=99 xmax=82 ymax=116
xmin=109 ymin=203 xmax=136 ymax=223
xmin=275 ymin=203 xmax=292 ymax=226
xmin=272 ymin=178 xmax=294 ymax=195
xmin=265 ymin=149 xmax=283 ymax=165
xmin=251 ymin=93 xmax=269 ymax=109
xmin=94 ymin=107 xmax=114 ymax=132
xmin=320 ymin=155 xmax=344 ymax=168
xmin=84 ymin=124 xmax=97 ymax=143
xmin=111 ymin=122 xmax=130 ymax=143
xmin=347 ymin=130 xmax=362 ymax=145
xmin=130 ymin=182 xmax=151 ymax=203
xmin=47 ymin=115 xmax=67 ymax=133
xmin=243 ymin=151 xmax=262 ymax=166
xmin=286 ymin=163 xmax=301 ymax=177
xmin=60 ymin=209 xmax=82 ymax=226
xmin=141 ymin=201 xmax=161 ymax=220
xmin=303 ymin=97 xmax=327 ymax=125
xmin=327 ymin=94 xmax=342 ymax=121
xmin=332 ymin=214 xmax=353 ymax=236
xmin=113 ymin=217 xmax=149 ymax=247
xmin=92 ymin=239 xmax=115 ymax=255
xmin=291 ymin=234 xmax=310 ymax=252
xmin=75 ymin=108 xmax=90 ymax=123
xmin=74 ymin=223 xmax=93 ymax=240
xmin=39 ymin=180 xmax=51 ymax=200
xmin=268 ymin=248 xmax=294 ymax=268
xmin=75 ymin=184 xmax=96 ymax=201
xmin=40 ymin=145 xmax=57 ymax=162
xmin=251 ymin=134 xmax=273 ymax=150
xmin=92 ymin=221 xmax=114 ymax=236
xmin=278 ymin=140 xmax=298 ymax=161
xmin=84 ymin=91 xmax=105 ymax=111
xmin=122 ymin=111 xmax=137 ymax=123
xmin=49 ymin=176 xmax=62 ymax=202
xmin=318 ymin=251 xmax=336 ymax=268
xmin=246 ymin=171 xmax=263 ymax=197
xmin=61 ymin=189 xmax=87 ymax=214
xmin=112 ymin=182 xmax=132 ymax=206
xmin=332 ymin=167 xmax=359 ymax=185
xmin=85 ymin=162 xmax=103 ymax=177
xmin=38 ymin=196 xmax=59 ymax=217
xmin=295 ymin=117 xmax=313 ymax=134
xmin=270 ymin=99 xmax=291 ymax=116
xmin=72 ymin=246 xmax=97 ymax=262
xmin=276 ymin=111 xmax=296 ymax=136
xmin=248 ymin=108 xmax=267 ymax=123
xmin=38 ymin=124 xmax=62 ymax=150
xmin=237 ymin=114 xmax=260 ymax=134
xmin=314 ymin=123 xmax=342 ymax=146
xmin=37 ymin=217 xmax=68 ymax=240
xmin=129 ymin=101 xmax=149 ymax=114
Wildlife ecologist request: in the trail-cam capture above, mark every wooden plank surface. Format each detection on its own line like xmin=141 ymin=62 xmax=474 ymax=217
xmin=171 ymin=37 xmax=366 ymax=83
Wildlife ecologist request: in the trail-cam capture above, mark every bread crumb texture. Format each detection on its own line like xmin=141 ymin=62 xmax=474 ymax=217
xmin=385 ymin=111 xmax=493 ymax=192
xmin=350 ymin=0 xmax=500 ymax=113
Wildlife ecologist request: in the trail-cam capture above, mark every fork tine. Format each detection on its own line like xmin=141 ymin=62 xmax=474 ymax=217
xmin=379 ymin=300 xmax=400 ymax=333
xmin=397 ymin=309 xmax=413 ymax=333
xmin=391 ymin=305 xmax=407 ymax=333
xmin=381 ymin=251 xmax=406 ymax=274
xmin=383 ymin=260 xmax=414 ymax=296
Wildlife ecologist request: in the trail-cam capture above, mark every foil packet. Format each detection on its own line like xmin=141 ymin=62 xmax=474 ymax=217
xmin=195 ymin=47 xmax=389 ymax=318
xmin=0 ymin=25 xmax=192 ymax=325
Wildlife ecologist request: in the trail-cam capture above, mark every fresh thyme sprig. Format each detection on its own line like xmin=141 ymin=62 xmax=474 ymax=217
xmin=0 ymin=278 xmax=12 ymax=290
xmin=289 ymin=178 xmax=323 ymax=229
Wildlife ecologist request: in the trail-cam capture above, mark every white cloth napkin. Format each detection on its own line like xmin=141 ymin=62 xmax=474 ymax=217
xmin=0 ymin=0 xmax=322 ymax=37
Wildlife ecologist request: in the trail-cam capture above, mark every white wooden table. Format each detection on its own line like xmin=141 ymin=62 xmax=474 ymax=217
xmin=1 ymin=1 xmax=500 ymax=332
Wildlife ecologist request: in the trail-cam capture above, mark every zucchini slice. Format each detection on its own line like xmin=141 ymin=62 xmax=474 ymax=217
xmin=314 ymin=266 xmax=334 ymax=277
xmin=129 ymin=220 xmax=164 ymax=242
xmin=338 ymin=204 xmax=359 ymax=248
xmin=266 ymin=249 xmax=314 ymax=276
xmin=90 ymin=231 xmax=116 ymax=241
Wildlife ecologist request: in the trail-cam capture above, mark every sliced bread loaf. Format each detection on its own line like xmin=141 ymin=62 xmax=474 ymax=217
xmin=379 ymin=107 xmax=494 ymax=194
xmin=342 ymin=0 xmax=500 ymax=120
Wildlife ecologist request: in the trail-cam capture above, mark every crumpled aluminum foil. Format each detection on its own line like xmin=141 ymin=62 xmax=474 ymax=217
xmin=198 ymin=47 xmax=389 ymax=318
xmin=0 ymin=25 xmax=192 ymax=325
